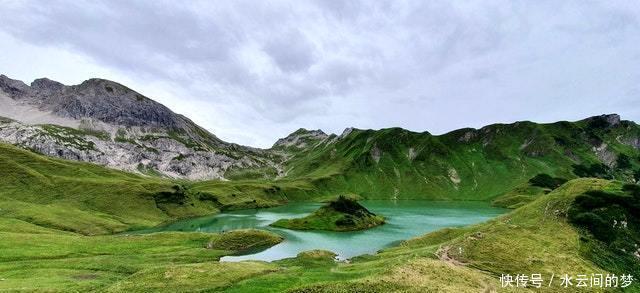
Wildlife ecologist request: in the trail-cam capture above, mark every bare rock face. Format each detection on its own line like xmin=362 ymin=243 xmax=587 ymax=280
xmin=0 ymin=75 xmax=31 ymax=97
xmin=2 ymin=75 xmax=190 ymax=131
xmin=0 ymin=119 xmax=268 ymax=180
xmin=0 ymin=75 xmax=281 ymax=180
xmin=605 ymin=114 xmax=621 ymax=126
xmin=31 ymin=78 xmax=65 ymax=93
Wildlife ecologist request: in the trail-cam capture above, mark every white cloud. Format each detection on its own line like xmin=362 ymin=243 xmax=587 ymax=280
xmin=1 ymin=0 xmax=639 ymax=148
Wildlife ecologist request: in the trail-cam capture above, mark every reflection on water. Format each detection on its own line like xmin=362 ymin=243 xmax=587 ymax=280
xmin=137 ymin=200 xmax=505 ymax=262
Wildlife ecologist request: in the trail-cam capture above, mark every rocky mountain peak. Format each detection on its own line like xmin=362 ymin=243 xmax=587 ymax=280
xmin=0 ymin=74 xmax=30 ymax=98
xmin=339 ymin=127 xmax=357 ymax=139
xmin=0 ymin=75 xmax=188 ymax=130
xmin=31 ymin=78 xmax=65 ymax=93
xmin=0 ymin=74 xmax=272 ymax=180
xmin=273 ymin=128 xmax=329 ymax=149
xmin=294 ymin=128 xmax=327 ymax=136
xmin=584 ymin=114 xmax=621 ymax=128
xmin=602 ymin=114 xmax=621 ymax=126
xmin=75 ymin=78 xmax=130 ymax=95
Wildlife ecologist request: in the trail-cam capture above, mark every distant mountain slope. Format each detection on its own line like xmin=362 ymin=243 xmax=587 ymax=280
xmin=278 ymin=114 xmax=640 ymax=200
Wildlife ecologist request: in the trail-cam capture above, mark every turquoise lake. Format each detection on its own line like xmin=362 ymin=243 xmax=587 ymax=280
xmin=139 ymin=200 xmax=506 ymax=262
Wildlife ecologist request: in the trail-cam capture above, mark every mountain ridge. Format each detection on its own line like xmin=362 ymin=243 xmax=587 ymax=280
xmin=1 ymin=74 xmax=640 ymax=195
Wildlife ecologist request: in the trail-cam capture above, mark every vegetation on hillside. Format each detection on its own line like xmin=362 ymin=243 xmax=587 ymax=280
xmin=492 ymin=173 xmax=568 ymax=208
xmin=2 ymin=144 xmax=638 ymax=291
xmin=0 ymin=143 xmax=300 ymax=234
xmin=528 ymin=173 xmax=568 ymax=189
xmin=271 ymin=115 xmax=640 ymax=202
xmin=226 ymin=179 xmax=633 ymax=292
xmin=567 ymin=184 xmax=640 ymax=278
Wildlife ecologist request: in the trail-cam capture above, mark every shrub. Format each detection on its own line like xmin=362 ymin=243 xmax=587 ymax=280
xmin=568 ymin=186 xmax=640 ymax=244
xmin=633 ymin=169 xmax=640 ymax=182
xmin=569 ymin=212 xmax=614 ymax=242
xmin=329 ymin=196 xmax=370 ymax=215
xmin=617 ymin=154 xmax=632 ymax=169
xmin=572 ymin=163 xmax=612 ymax=179
xmin=528 ymin=173 xmax=567 ymax=189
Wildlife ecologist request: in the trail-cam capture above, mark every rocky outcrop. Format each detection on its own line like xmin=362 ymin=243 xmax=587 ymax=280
xmin=0 ymin=120 xmax=265 ymax=179
xmin=585 ymin=114 xmax=621 ymax=128
xmin=272 ymin=128 xmax=329 ymax=150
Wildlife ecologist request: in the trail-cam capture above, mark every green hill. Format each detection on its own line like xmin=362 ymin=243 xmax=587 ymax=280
xmin=276 ymin=114 xmax=640 ymax=201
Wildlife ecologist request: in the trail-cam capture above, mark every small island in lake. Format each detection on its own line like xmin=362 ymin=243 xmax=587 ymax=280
xmin=270 ymin=196 xmax=385 ymax=231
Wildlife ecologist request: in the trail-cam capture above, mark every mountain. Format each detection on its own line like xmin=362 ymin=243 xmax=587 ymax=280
xmin=0 ymin=75 xmax=281 ymax=179
xmin=2 ymin=74 xmax=640 ymax=200
xmin=276 ymin=114 xmax=640 ymax=201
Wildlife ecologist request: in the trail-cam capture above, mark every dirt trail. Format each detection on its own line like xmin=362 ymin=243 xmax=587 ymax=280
xmin=435 ymin=245 xmax=467 ymax=266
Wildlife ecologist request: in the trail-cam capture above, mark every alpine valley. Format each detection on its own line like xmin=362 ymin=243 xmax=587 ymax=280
xmin=1 ymin=75 xmax=640 ymax=292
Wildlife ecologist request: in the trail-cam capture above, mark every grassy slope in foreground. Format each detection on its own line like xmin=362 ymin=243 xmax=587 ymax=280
xmin=0 ymin=221 xmax=283 ymax=292
xmin=271 ymin=196 xmax=385 ymax=231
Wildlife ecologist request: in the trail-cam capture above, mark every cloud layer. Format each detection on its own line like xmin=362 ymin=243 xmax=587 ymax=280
xmin=1 ymin=0 xmax=639 ymax=147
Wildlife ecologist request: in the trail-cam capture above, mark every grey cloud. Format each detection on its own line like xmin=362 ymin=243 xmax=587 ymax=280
xmin=263 ymin=29 xmax=317 ymax=72
xmin=1 ymin=0 xmax=639 ymax=147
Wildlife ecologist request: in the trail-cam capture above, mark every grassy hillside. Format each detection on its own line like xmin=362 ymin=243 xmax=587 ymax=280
xmin=0 ymin=219 xmax=283 ymax=292
xmin=3 ymin=114 xmax=639 ymax=231
xmin=0 ymin=143 xmax=304 ymax=234
xmin=278 ymin=115 xmax=640 ymax=201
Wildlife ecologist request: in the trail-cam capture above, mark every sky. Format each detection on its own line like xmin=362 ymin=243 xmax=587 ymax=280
xmin=1 ymin=1 xmax=639 ymax=148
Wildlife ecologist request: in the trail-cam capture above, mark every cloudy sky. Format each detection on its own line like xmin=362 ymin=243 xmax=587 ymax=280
xmin=1 ymin=1 xmax=639 ymax=147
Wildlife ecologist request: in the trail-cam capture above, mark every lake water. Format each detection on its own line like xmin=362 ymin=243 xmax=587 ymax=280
xmin=139 ymin=200 xmax=505 ymax=262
